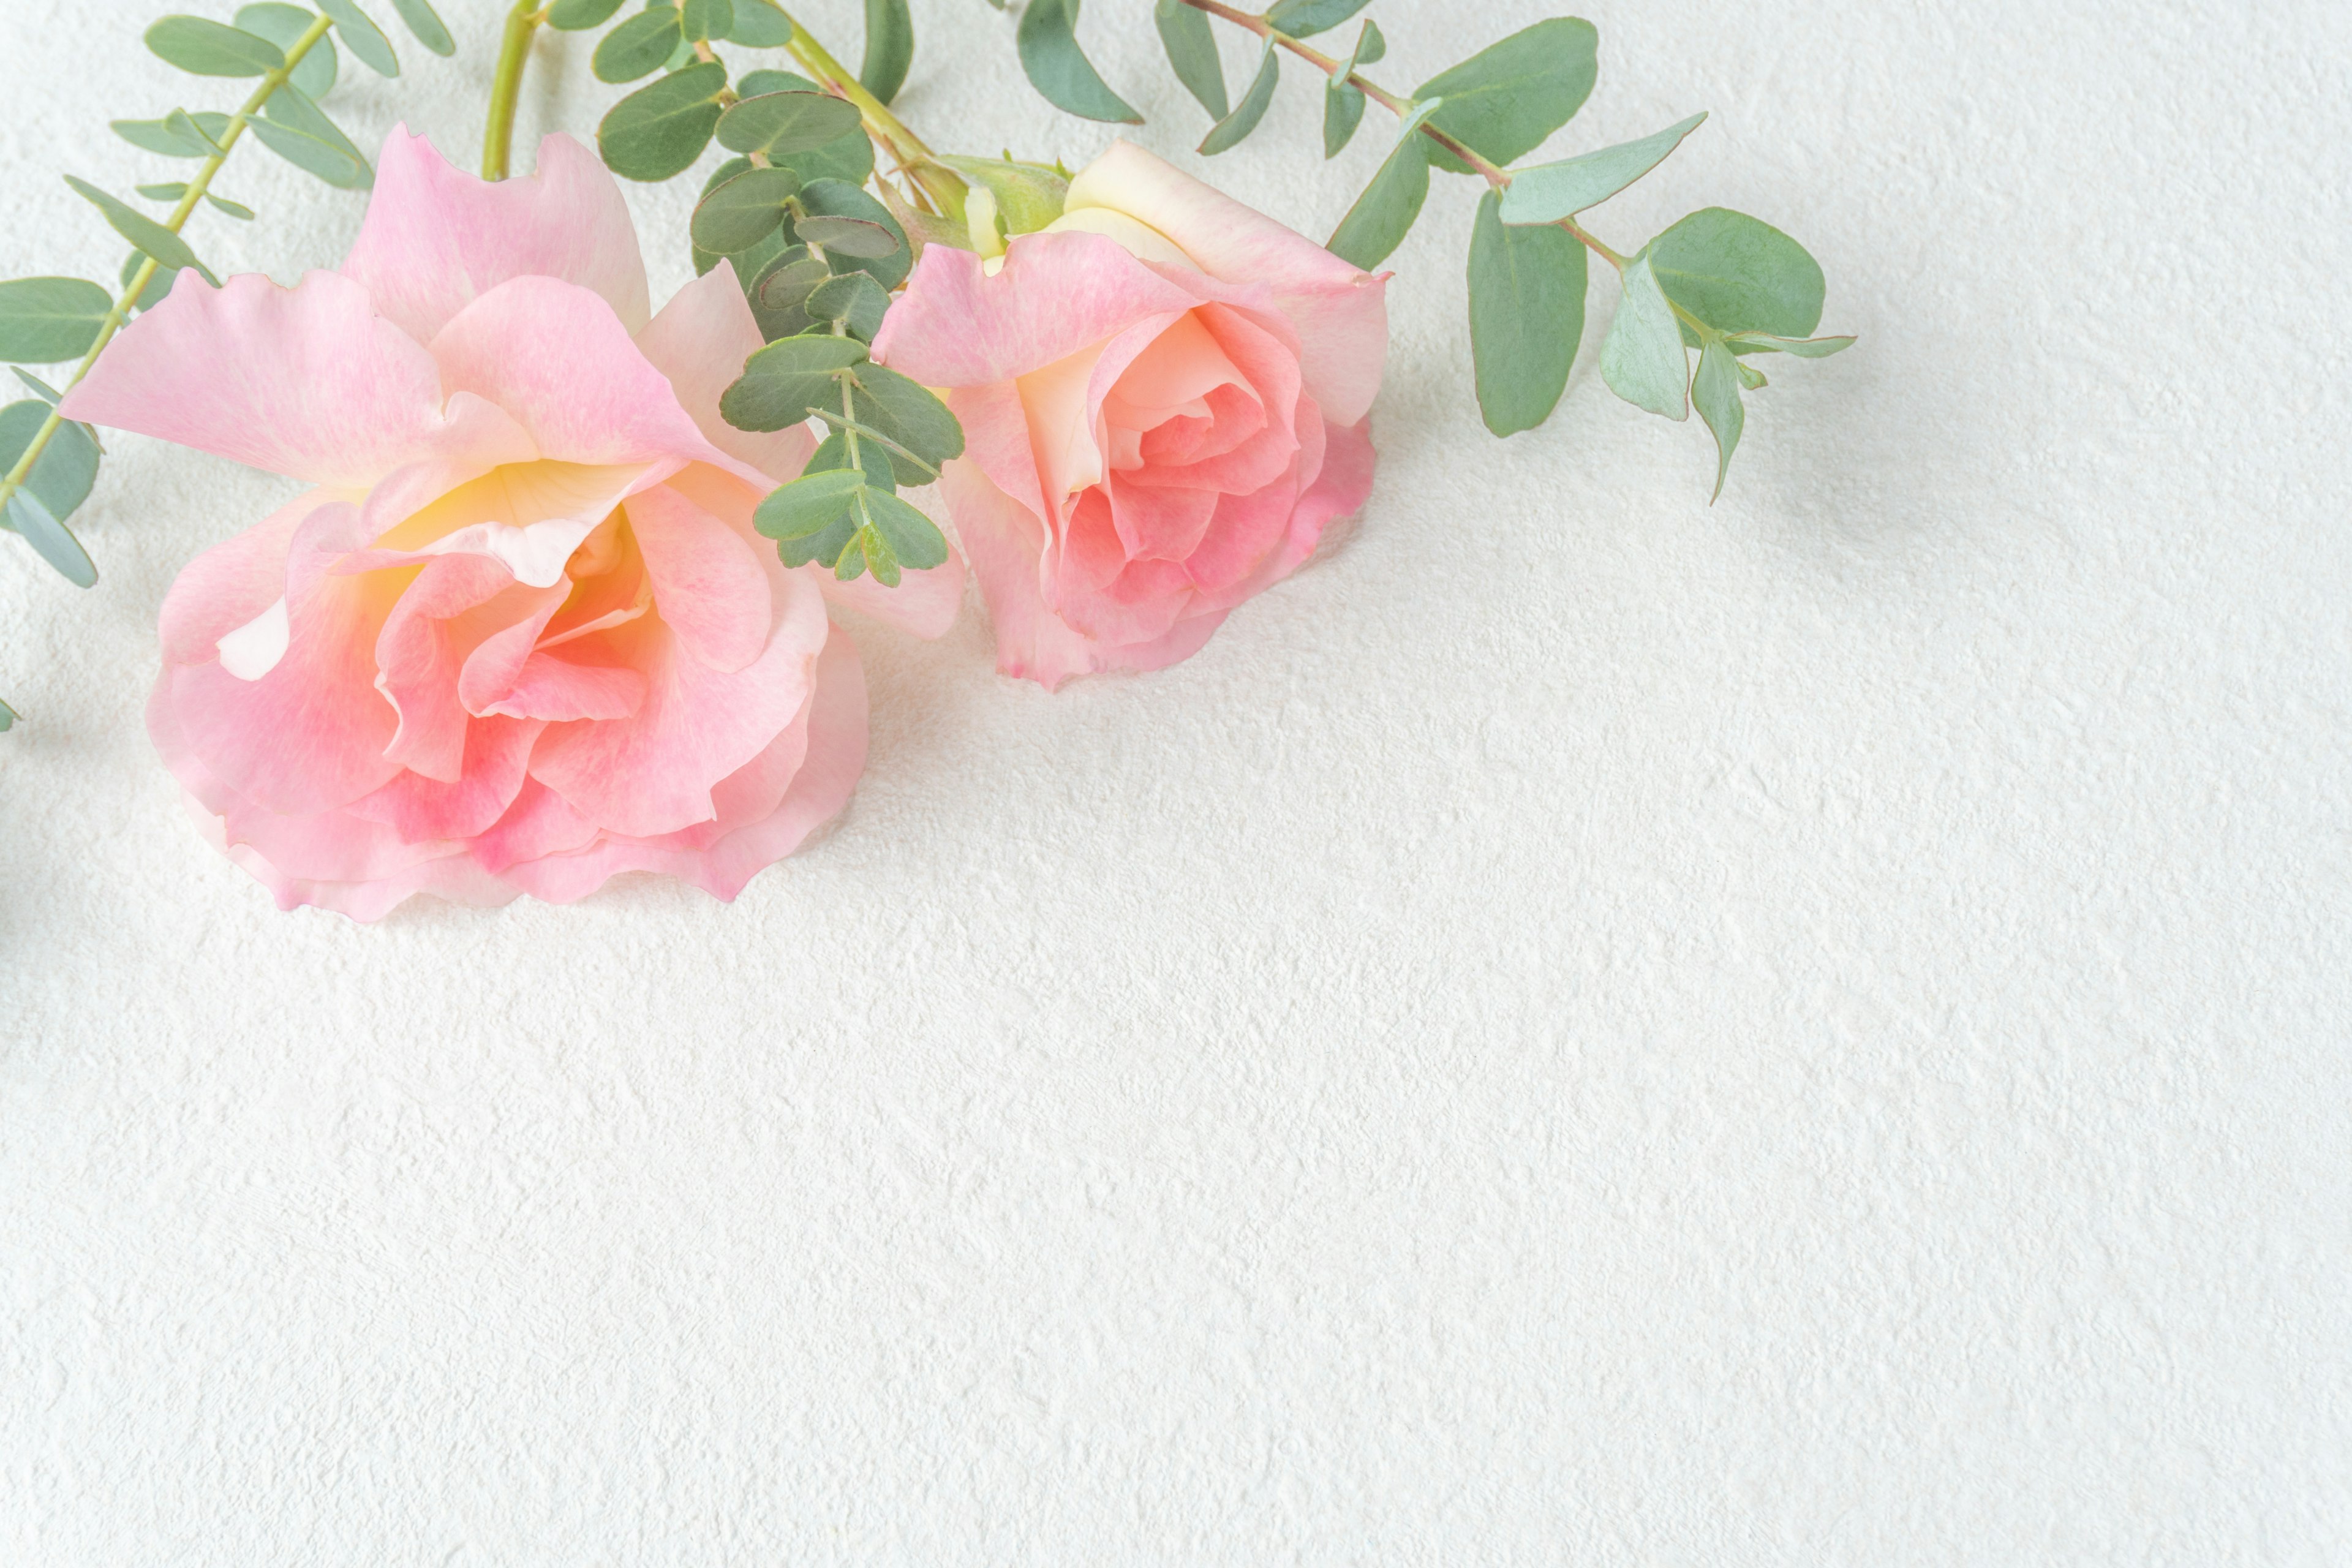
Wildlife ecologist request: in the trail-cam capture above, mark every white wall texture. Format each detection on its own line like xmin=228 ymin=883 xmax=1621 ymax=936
xmin=1 ymin=0 xmax=2346 ymax=1561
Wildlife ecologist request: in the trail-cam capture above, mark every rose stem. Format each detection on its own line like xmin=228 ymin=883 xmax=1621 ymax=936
xmin=483 ymin=2 xmax=547 ymax=181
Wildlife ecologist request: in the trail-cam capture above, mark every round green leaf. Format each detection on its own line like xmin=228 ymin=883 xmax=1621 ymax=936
xmin=739 ymin=69 xmax=821 ymax=96
xmin=1645 ymin=207 xmax=1825 ymax=346
xmin=805 ymin=428 xmax=896 ymax=491
xmin=593 ymin=6 xmax=682 ymax=83
xmin=848 ymin=363 xmax=963 ymax=470
xmin=720 ymin=333 xmax=868 ymax=431
xmin=804 ymin=271 xmax=890 ymax=341
xmin=793 ymin=214 xmax=897 ymax=259
xmin=0 ymin=278 xmax=116 ymax=364
xmin=597 ymin=62 xmax=728 ymax=182
xmin=1414 ymin=18 xmax=1597 ymax=174
xmin=748 ymin=250 xmax=831 ymax=339
xmin=680 ymin=0 xmax=733 ymax=43
xmin=861 ymin=487 xmax=948 ymax=571
xmin=145 ymin=15 xmax=285 ymax=77
xmin=235 ymin=4 xmax=339 ymax=99
xmin=795 ymin=179 xmax=910 ymax=288
xmin=717 ymin=91 xmax=864 ymax=158
xmin=547 ymin=0 xmax=625 ymax=28
xmin=316 ymin=0 xmax=400 ymax=78
xmin=730 ymin=2 xmax=792 ymax=46
xmin=1598 ymin=253 xmax=1689 ymax=420
xmin=691 ymin=165 xmax=802 ymax=254
xmin=754 ymin=467 xmax=865 ymax=541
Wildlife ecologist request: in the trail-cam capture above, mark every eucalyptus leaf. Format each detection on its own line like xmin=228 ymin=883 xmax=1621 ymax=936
xmin=720 ymin=333 xmax=869 ymax=431
xmin=832 ymin=527 xmax=870 ymax=581
xmin=1153 ymin=0 xmax=1226 ymax=121
xmin=1725 ymin=330 xmax=1854 ymax=358
xmin=739 ymin=69 xmax=821 ymax=96
xmin=598 ymin=62 xmax=728 ymax=181
xmin=1691 ymin=336 xmax=1744 ymax=500
xmin=1733 ymin=358 xmax=1766 ymax=391
xmin=1264 ymin=0 xmax=1371 ymax=39
xmin=796 ymin=179 xmax=910 ymax=288
xmin=137 ymin=183 xmax=191 ymax=202
xmin=63 ymin=178 xmax=211 ymax=281
xmin=1498 ymin=113 xmax=1709 ymax=225
xmin=861 ymin=487 xmax=948 ymax=571
xmin=112 ymin=117 xmax=216 ymax=159
xmin=1467 ymin=189 xmax=1586 ymax=437
xmin=1646 ymin=207 xmax=1825 ymax=347
xmin=547 ymin=0 xmax=625 ymax=29
xmin=932 ymin=156 xmax=1067 ymax=233
xmin=0 ymin=278 xmax=115 ymax=364
xmin=1598 ymin=252 xmax=1687 ymax=420
xmin=796 ymin=214 xmax=897 ymax=258
xmin=1326 ymin=124 xmax=1429 ymax=270
xmin=778 ymin=129 xmax=875 ymax=190
xmin=165 ymin=110 xmax=230 ymax=156
xmin=257 ymin=84 xmax=373 ymax=189
xmin=121 ymin=252 xmax=180 ymax=313
xmin=755 ymin=467 xmax=865 ymax=541
xmin=680 ymin=0 xmax=733 ymax=43
xmin=729 ymin=1 xmax=793 ymax=45
xmin=805 ymin=271 xmax=890 ymax=341
xmin=805 ymin=428 xmax=897 ymax=490
xmin=10 ymin=368 xmax=65 ymax=405
xmin=853 ymin=522 xmax=896 ymax=585
xmin=690 ymin=165 xmax=801 ymax=254
xmin=316 ymin=0 xmax=400 ymax=78
xmin=848 ymin=363 xmax=962 ymax=475
xmin=386 ymin=0 xmax=454 ymax=56
xmin=717 ymin=91 xmax=863 ymax=157
xmin=235 ymin=3 xmax=339 ymax=99
xmin=0 ymin=697 xmax=14 ymax=732
xmin=145 ymin=16 xmax=285 ymax=77
xmin=207 ymin=192 xmax=257 ymax=221
xmin=3 ymin=489 xmax=97 ymax=587
xmin=1322 ymin=18 xmax=1383 ymax=158
xmin=1415 ymin=18 xmax=1597 ymax=174
xmin=748 ymin=248 xmax=829 ymax=337
xmin=862 ymin=0 xmax=914 ymax=104
xmin=1017 ymin=0 xmax=1142 ymax=126
xmin=778 ymin=508 xmax=856 ymax=569
xmin=1199 ymin=42 xmax=1278 ymax=156
xmin=594 ymin=6 xmax=683 ymax=83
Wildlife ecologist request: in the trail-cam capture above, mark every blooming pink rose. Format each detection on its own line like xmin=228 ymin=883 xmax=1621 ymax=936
xmin=62 ymin=129 xmax=962 ymax=920
xmin=871 ymin=140 xmax=1387 ymax=688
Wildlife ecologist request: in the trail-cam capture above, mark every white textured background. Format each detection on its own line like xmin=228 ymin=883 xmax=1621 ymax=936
xmin=2 ymin=0 xmax=2348 ymax=1561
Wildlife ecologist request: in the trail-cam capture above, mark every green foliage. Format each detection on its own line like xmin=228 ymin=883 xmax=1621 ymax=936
xmin=720 ymin=334 xmax=870 ymax=431
xmin=1691 ymin=336 xmax=1743 ymax=500
xmin=1154 ymin=0 xmax=1226 ymax=121
xmin=166 ymin=108 xmax=229 ymax=156
xmin=680 ymin=0 xmax=733 ymax=45
xmin=111 ymin=115 xmax=224 ymax=157
xmin=0 ymin=279 xmax=115 ymax=364
xmin=862 ymin=0 xmax=914 ymax=105
xmin=795 ymin=213 xmax=897 ymax=257
xmin=1265 ymin=0 xmax=1372 ymax=39
xmin=593 ymin=6 xmax=682 ymax=83
xmin=0 ymin=698 xmax=15 ymax=732
xmin=1322 ymin=19 xmax=1383 ymax=158
xmin=1725 ymin=331 xmax=1854 ymax=358
xmin=1645 ymin=207 xmax=1824 ymax=347
xmin=386 ymin=0 xmax=454 ymax=56
xmin=1467 ymin=190 xmax=1586 ymax=437
xmin=843 ymin=364 xmax=963 ymax=478
xmin=1599 ymin=252 xmax=1687 ymax=420
xmin=255 ymin=83 xmax=372 ymax=188
xmin=598 ymin=61 xmax=728 ymax=181
xmin=207 ymin=192 xmax=256 ymax=220
xmin=1199 ymin=42 xmax=1278 ymax=156
xmin=1414 ymin=18 xmax=1597 ymax=174
xmin=729 ymin=1 xmax=793 ymax=46
xmin=121 ymin=252 xmax=179 ymax=312
xmin=316 ymin=0 xmax=400 ymax=78
xmin=796 ymin=178 xmax=910 ymax=288
xmin=547 ymin=0 xmax=626 ymax=30
xmin=1326 ymin=108 xmax=1433 ymax=269
xmin=691 ymin=165 xmax=801 ymax=254
xmin=717 ymin=91 xmax=863 ymax=159
xmin=0 ymin=401 xmax=100 ymax=586
xmin=805 ymin=271 xmax=889 ymax=341
xmin=1017 ymin=0 xmax=1141 ymax=125
xmin=235 ymin=4 xmax=339 ymax=99
xmin=146 ymin=17 xmax=285 ymax=78
xmin=64 ymin=177 xmax=213 ymax=281
xmin=748 ymin=247 xmax=830 ymax=337
xmin=1498 ymin=113 xmax=1707 ymax=225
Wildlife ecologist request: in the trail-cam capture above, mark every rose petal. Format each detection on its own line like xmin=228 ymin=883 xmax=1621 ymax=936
xmin=633 ymin=260 xmax=816 ymax=485
xmin=625 ymin=483 xmax=773 ymax=674
xmin=348 ymin=714 xmax=545 ymax=843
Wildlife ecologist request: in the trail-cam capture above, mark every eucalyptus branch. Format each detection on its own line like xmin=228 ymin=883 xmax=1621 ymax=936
xmin=804 ymin=405 xmax=939 ymax=478
xmin=483 ymin=2 xmax=546 ymax=181
xmin=763 ymin=4 xmax=963 ymax=218
xmin=1173 ymin=0 xmax=1630 ymax=271
xmin=0 ymin=10 xmax=336 ymax=529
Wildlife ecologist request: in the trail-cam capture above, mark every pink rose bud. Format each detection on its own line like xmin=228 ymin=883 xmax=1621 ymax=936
xmin=62 ymin=130 xmax=962 ymax=919
xmin=873 ymin=141 xmax=1389 ymax=688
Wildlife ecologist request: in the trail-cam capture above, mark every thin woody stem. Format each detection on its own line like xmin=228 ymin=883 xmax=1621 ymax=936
xmin=0 ymin=11 xmax=337 ymax=529
xmin=761 ymin=3 xmax=964 ymax=220
xmin=1174 ymin=0 xmax=1632 ymax=272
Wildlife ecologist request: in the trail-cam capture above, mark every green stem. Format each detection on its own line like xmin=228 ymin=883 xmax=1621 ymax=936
xmin=483 ymin=2 xmax=546 ymax=181
xmin=1175 ymin=0 xmax=1632 ymax=272
xmin=0 ymin=10 xmax=337 ymax=534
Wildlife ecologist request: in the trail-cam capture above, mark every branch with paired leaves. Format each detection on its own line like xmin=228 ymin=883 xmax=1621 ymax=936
xmin=0 ymin=0 xmax=454 ymax=731
xmin=1025 ymin=0 xmax=1855 ymax=494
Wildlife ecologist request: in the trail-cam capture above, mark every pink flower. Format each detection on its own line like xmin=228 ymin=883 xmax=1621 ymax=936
xmin=62 ymin=129 xmax=962 ymax=920
xmin=872 ymin=140 xmax=1388 ymax=688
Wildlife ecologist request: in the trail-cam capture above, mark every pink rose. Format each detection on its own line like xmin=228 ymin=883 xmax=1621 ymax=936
xmin=62 ymin=130 xmax=961 ymax=920
xmin=872 ymin=141 xmax=1388 ymax=688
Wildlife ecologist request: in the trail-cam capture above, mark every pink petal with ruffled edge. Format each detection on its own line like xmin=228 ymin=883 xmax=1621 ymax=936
xmin=60 ymin=270 xmax=451 ymax=488
xmin=1064 ymin=140 xmax=1390 ymax=425
xmin=633 ymin=261 xmax=815 ymax=484
xmin=625 ymin=484 xmax=772 ymax=674
xmin=428 ymin=276 xmax=770 ymax=489
xmin=348 ymin=714 xmax=545 ymax=843
xmin=341 ymin=129 xmax=650 ymax=346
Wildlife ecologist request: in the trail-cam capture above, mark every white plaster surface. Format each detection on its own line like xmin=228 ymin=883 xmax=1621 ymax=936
xmin=2 ymin=0 xmax=2348 ymax=1561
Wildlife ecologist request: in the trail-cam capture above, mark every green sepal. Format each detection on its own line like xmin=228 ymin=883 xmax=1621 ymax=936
xmin=930 ymin=155 xmax=1067 ymax=234
xmin=1017 ymin=0 xmax=1142 ymax=125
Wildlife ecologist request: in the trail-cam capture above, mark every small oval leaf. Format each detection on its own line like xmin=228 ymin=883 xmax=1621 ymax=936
xmin=592 ymin=6 xmax=682 ymax=83
xmin=598 ymin=62 xmax=728 ymax=181
xmin=717 ymin=90 xmax=864 ymax=158
xmin=690 ymin=165 xmax=802 ymax=254
xmin=63 ymin=177 xmax=208 ymax=279
xmin=1017 ymin=0 xmax=1142 ymax=125
xmin=316 ymin=0 xmax=400 ymax=78
xmin=386 ymin=0 xmax=454 ymax=56
xmin=235 ymin=3 xmax=340 ymax=98
xmin=546 ymin=0 xmax=625 ymax=29
xmin=145 ymin=15 xmax=285 ymax=77
xmin=1325 ymin=129 xmax=1429 ymax=270
xmin=1598 ymin=253 xmax=1689 ymax=420
xmin=1199 ymin=42 xmax=1278 ymax=156
xmin=861 ymin=0 xmax=914 ymax=104
xmin=0 ymin=278 xmax=116 ymax=364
